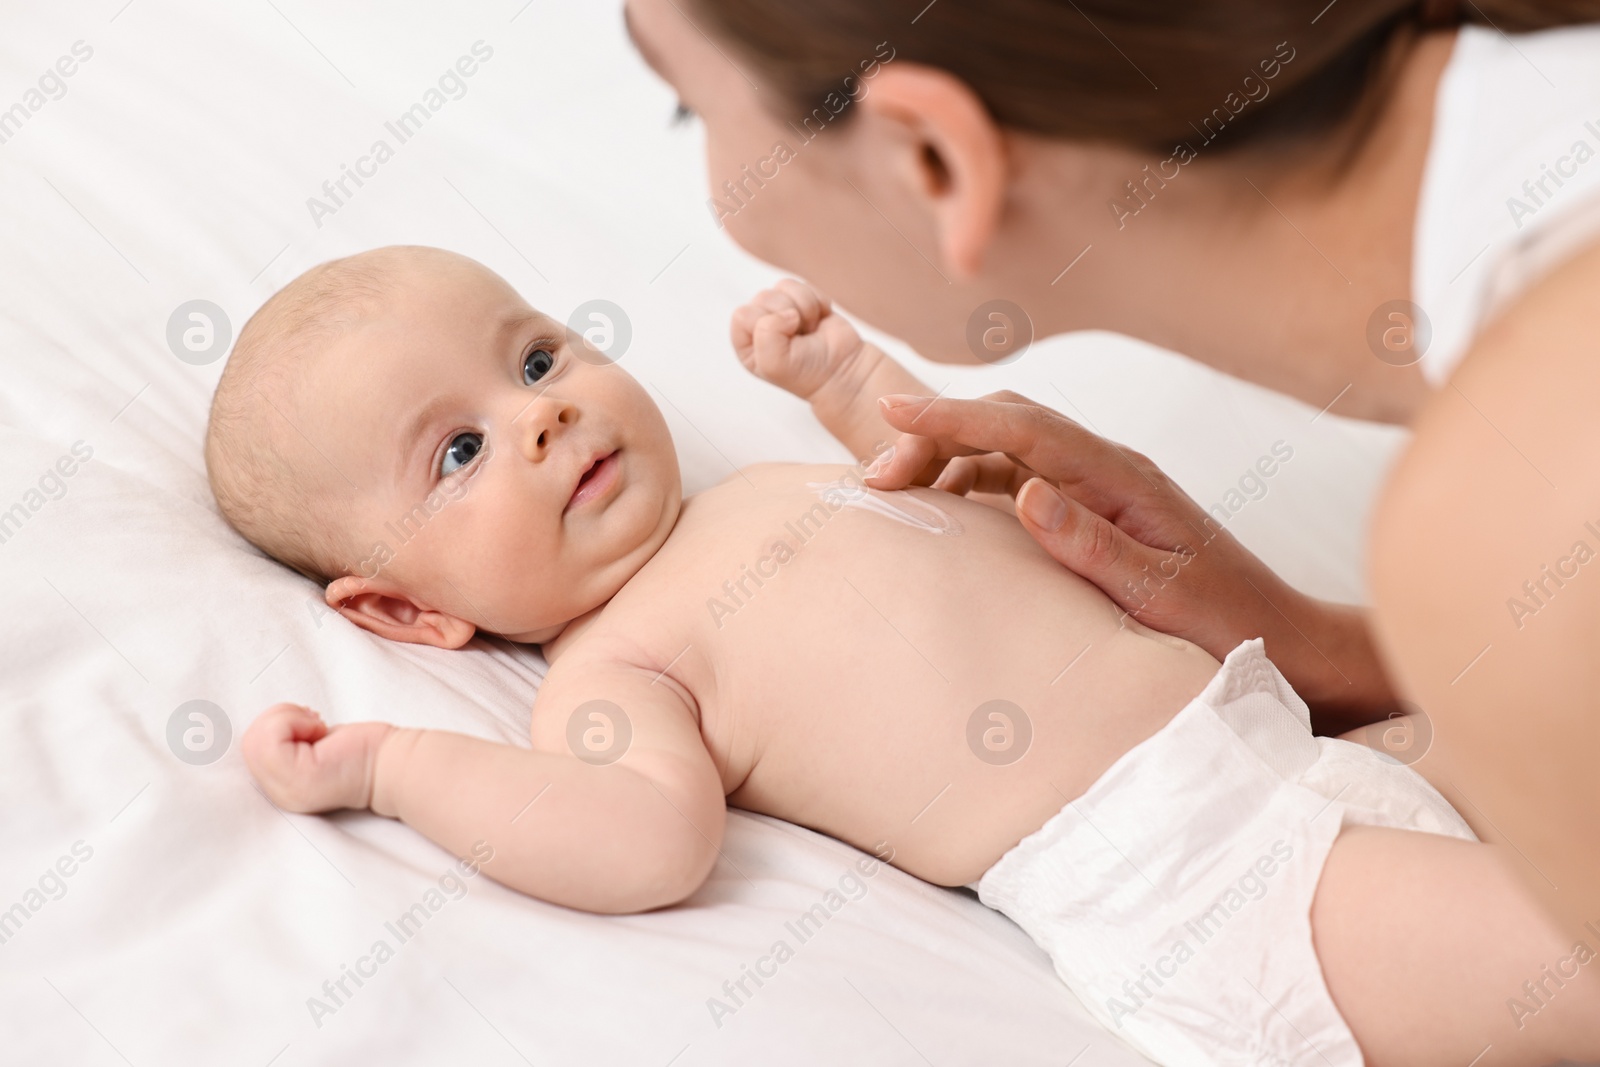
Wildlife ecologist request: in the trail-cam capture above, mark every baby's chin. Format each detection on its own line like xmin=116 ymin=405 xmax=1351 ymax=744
xmin=480 ymin=590 xmax=597 ymax=647
xmin=490 ymin=616 xmax=580 ymax=656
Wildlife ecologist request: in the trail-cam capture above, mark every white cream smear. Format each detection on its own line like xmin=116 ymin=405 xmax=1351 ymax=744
xmin=805 ymin=477 xmax=964 ymax=536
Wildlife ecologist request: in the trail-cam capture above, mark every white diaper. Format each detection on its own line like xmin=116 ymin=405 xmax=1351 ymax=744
xmin=974 ymin=638 xmax=1475 ymax=1067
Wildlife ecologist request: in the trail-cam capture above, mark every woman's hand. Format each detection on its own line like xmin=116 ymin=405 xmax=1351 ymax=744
xmin=864 ymin=390 xmax=1400 ymax=732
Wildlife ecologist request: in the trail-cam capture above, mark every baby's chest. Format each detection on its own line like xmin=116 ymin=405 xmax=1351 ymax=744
xmin=640 ymin=472 xmax=973 ymax=649
xmin=617 ymin=487 xmax=1001 ymax=739
xmin=608 ymin=486 xmax=921 ymax=679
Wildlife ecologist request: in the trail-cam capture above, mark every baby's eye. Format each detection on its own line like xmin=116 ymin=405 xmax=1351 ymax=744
xmin=523 ymin=347 xmax=555 ymax=385
xmin=440 ymin=431 xmax=484 ymax=477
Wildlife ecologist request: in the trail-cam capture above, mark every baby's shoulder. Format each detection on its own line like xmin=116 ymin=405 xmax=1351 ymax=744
xmin=541 ymin=623 xmax=692 ymax=703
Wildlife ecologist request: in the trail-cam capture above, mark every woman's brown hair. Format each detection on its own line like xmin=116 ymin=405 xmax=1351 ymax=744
xmin=689 ymin=0 xmax=1600 ymax=153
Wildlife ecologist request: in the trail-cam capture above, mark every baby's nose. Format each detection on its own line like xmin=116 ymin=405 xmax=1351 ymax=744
xmin=517 ymin=397 xmax=577 ymax=460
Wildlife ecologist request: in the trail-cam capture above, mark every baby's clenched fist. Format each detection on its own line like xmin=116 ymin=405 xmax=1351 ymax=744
xmin=242 ymin=702 xmax=395 ymax=814
xmin=731 ymin=278 xmax=867 ymax=401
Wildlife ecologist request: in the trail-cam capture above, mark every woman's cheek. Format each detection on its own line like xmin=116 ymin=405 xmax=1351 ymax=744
xmin=721 ymin=179 xmax=810 ymax=275
xmin=702 ymin=123 xmax=801 ymax=265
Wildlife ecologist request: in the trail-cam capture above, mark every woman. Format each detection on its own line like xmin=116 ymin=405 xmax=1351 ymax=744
xmin=625 ymin=0 xmax=1600 ymax=1041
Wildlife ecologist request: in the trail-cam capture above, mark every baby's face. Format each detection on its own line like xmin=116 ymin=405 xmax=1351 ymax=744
xmin=307 ymin=258 xmax=681 ymax=644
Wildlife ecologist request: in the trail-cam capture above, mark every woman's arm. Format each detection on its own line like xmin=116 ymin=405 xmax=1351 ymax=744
xmin=1368 ymin=237 xmax=1600 ymax=939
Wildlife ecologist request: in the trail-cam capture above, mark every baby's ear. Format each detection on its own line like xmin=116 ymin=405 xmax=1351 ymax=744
xmin=325 ymin=576 xmax=476 ymax=649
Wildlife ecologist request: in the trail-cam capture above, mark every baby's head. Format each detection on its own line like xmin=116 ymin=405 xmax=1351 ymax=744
xmin=205 ymin=246 xmax=682 ymax=647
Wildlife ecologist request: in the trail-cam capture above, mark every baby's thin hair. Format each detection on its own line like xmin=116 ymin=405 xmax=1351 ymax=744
xmin=205 ymin=246 xmax=444 ymax=586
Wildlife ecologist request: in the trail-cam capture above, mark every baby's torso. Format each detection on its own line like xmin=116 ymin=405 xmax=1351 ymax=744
xmin=538 ymin=463 xmax=1221 ymax=885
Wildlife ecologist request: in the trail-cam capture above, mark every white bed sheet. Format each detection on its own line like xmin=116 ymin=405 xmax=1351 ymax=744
xmin=0 ymin=2 xmax=1409 ymax=1063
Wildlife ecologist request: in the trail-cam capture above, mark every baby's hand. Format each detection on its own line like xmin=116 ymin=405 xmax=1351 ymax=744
xmin=242 ymin=703 xmax=394 ymax=814
xmin=731 ymin=279 xmax=868 ymax=401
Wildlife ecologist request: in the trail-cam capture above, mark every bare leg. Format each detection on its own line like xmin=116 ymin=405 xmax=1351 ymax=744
xmin=1313 ymin=825 xmax=1600 ymax=1067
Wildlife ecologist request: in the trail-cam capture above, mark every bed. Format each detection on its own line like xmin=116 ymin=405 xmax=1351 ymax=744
xmin=0 ymin=2 xmax=1410 ymax=1062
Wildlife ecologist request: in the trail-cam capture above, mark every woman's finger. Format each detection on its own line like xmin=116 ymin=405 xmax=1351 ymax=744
xmin=957 ymin=452 xmax=1037 ymax=497
xmin=862 ymin=395 xmax=1040 ymax=491
xmin=929 ymin=453 xmax=1035 ymax=497
xmin=930 ymin=455 xmax=979 ymax=494
xmin=1014 ymin=478 xmax=1172 ymax=618
xmin=875 ymin=392 xmax=1158 ymax=513
xmin=863 ymin=428 xmax=955 ymax=489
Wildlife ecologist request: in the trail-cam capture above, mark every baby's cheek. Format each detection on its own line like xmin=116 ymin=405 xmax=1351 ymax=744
xmin=468 ymin=519 xmax=563 ymax=618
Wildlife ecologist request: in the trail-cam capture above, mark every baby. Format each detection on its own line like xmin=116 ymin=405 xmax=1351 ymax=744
xmin=211 ymin=247 xmax=1599 ymax=1066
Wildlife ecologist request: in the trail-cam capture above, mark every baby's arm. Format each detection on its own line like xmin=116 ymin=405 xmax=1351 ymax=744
xmin=242 ymin=659 xmax=725 ymax=914
xmin=732 ymin=279 xmax=932 ymax=463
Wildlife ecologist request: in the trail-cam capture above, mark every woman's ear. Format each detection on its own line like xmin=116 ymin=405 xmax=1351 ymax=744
xmin=857 ymin=63 xmax=1007 ymax=279
xmin=325 ymin=575 xmax=477 ymax=649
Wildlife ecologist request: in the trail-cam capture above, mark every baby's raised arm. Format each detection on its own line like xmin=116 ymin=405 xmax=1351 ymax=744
xmin=732 ymin=279 xmax=932 ymax=462
xmin=733 ymin=280 xmax=1027 ymax=508
xmin=243 ymin=657 xmax=726 ymax=914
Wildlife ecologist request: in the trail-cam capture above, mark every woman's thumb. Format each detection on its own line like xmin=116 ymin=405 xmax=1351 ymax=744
xmin=1016 ymin=478 xmax=1147 ymax=604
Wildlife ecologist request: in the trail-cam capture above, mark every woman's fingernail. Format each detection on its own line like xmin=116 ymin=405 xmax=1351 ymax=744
xmin=1018 ymin=480 xmax=1067 ymax=531
xmin=878 ymin=393 xmax=927 ymax=411
xmin=862 ymin=444 xmax=895 ymax=478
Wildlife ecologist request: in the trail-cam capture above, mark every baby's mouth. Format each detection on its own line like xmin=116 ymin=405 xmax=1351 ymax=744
xmin=566 ymin=448 xmax=620 ymax=512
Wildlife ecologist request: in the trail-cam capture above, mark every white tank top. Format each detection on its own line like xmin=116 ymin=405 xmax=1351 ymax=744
xmin=1413 ymin=22 xmax=1600 ymax=386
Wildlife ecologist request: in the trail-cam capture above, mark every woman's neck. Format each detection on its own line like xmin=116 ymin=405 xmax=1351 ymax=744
xmin=1005 ymin=28 xmax=1460 ymax=424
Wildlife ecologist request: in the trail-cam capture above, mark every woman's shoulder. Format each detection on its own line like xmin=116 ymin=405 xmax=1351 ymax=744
xmin=1388 ymin=232 xmax=1600 ymax=508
